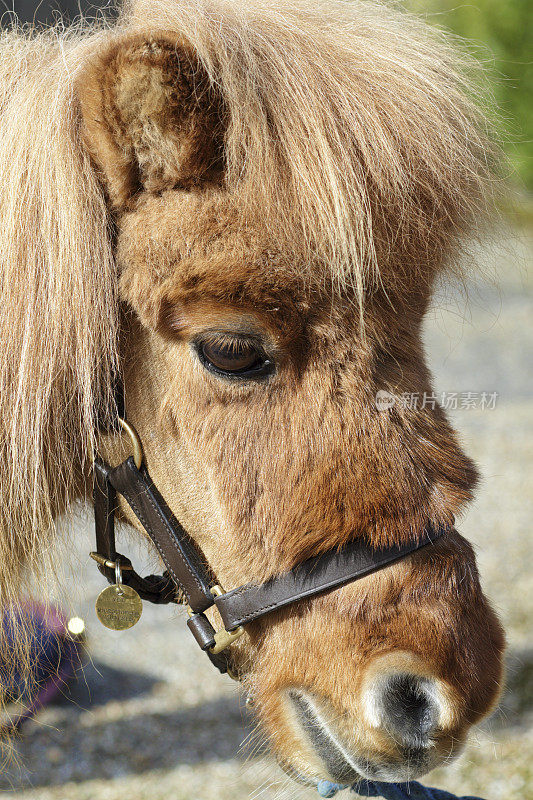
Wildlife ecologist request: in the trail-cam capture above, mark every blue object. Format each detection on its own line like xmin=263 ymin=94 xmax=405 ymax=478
xmin=352 ymin=780 xmax=483 ymax=800
xmin=318 ymin=781 xmax=349 ymax=798
xmin=316 ymin=779 xmax=484 ymax=800
xmin=0 ymin=602 xmax=83 ymax=730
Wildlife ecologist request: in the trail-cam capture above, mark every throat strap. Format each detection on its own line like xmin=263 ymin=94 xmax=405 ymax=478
xmin=93 ymin=456 xmax=215 ymax=610
xmin=93 ymin=458 xmax=178 ymax=604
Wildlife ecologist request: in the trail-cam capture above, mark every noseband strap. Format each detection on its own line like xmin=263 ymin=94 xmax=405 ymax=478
xmin=213 ymin=527 xmax=443 ymax=632
xmin=92 ymin=422 xmax=448 ymax=677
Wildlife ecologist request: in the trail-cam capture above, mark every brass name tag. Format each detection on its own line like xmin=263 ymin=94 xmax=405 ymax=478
xmin=95 ymin=584 xmax=143 ymax=631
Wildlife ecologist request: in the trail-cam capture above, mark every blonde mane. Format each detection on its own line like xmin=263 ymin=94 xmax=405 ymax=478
xmin=0 ymin=0 xmax=497 ymax=608
xmin=0 ymin=24 xmax=118 ymax=604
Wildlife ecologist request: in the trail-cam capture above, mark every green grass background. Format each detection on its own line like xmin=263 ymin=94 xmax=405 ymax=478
xmin=405 ymin=0 xmax=532 ymax=192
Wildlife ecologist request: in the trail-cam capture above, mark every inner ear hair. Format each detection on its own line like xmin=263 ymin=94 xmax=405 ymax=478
xmin=76 ymin=33 xmax=226 ymax=209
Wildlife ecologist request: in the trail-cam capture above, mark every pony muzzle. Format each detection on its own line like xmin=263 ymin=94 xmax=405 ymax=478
xmin=285 ymin=684 xmax=447 ymax=785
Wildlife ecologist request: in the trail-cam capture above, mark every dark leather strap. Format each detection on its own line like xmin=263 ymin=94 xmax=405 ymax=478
xmin=93 ymin=446 xmax=449 ymax=677
xmin=96 ymin=456 xmax=216 ymax=612
xmin=214 ymin=524 xmax=445 ymax=631
xmin=93 ymin=454 xmax=233 ymax=674
xmin=93 ymin=458 xmax=177 ymax=604
xmin=94 ymin=457 xmax=117 ymax=561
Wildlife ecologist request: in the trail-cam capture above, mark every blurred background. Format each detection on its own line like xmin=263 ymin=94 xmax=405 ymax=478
xmin=1 ymin=1 xmax=532 ymax=799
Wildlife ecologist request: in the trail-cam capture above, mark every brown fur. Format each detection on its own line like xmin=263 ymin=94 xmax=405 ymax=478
xmin=79 ymin=34 xmax=226 ymax=207
xmin=0 ymin=0 xmax=504 ymax=781
xmin=117 ymin=192 xmax=477 ymax=562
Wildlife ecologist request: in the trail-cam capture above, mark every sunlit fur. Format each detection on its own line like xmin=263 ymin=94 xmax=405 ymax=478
xmin=0 ymin=0 xmax=504 ymax=780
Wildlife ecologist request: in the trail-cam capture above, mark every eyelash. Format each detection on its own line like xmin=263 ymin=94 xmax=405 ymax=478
xmin=193 ymin=334 xmax=274 ymax=380
xmin=199 ymin=333 xmax=252 ymax=353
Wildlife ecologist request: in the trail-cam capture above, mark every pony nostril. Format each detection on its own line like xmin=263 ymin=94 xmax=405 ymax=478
xmin=372 ymin=673 xmax=440 ymax=750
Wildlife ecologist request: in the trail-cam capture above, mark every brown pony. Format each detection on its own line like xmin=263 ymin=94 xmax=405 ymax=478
xmin=0 ymin=0 xmax=504 ymax=787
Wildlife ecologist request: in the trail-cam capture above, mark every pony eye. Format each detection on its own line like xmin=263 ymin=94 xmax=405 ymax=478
xmin=197 ymin=337 xmax=273 ymax=378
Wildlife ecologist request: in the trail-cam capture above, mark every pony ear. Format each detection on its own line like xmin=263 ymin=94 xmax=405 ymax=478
xmin=76 ymin=34 xmax=226 ymax=208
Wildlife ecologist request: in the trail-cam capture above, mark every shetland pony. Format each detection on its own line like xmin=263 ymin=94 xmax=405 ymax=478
xmin=0 ymin=0 xmax=504 ymax=786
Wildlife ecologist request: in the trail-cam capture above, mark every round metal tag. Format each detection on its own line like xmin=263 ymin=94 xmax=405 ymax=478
xmin=95 ymin=584 xmax=143 ymax=631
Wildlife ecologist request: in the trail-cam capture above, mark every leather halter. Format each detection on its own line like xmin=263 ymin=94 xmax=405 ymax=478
xmin=92 ymin=417 xmax=447 ymax=677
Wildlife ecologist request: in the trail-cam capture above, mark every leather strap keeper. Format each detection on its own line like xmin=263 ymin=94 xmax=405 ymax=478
xmin=187 ymin=613 xmax=217 ymax=651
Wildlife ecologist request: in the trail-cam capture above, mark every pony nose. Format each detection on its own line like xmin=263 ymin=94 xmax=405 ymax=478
xmin=369 ymin=673 xmax=441 ymax=749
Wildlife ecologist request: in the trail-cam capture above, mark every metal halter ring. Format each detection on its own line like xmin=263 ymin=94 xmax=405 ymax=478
xmin=117 ymin=417 xmax=143 ymax=470
xmin=115 ymin=559 xmax=124 ymax=595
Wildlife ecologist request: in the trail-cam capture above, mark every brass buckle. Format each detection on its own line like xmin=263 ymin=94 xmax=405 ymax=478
xmin=209 ymin=584 xmax=245 ymax=654
xmin=210 ymin=625 xmax=245 ymax=655
xmin=89 ymin=551 xmax=134 ymax=571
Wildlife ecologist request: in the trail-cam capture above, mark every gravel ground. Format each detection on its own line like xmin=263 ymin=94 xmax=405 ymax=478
xmin=0 ymin=225 xmax=531 ymax=800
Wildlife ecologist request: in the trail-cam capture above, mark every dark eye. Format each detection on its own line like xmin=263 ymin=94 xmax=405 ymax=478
xmin=197 ymin=337 xmax=273 ymax=379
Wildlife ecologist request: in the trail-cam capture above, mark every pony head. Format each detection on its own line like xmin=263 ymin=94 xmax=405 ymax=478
xmin=0 ymin=0 xmax=504 ymax=785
